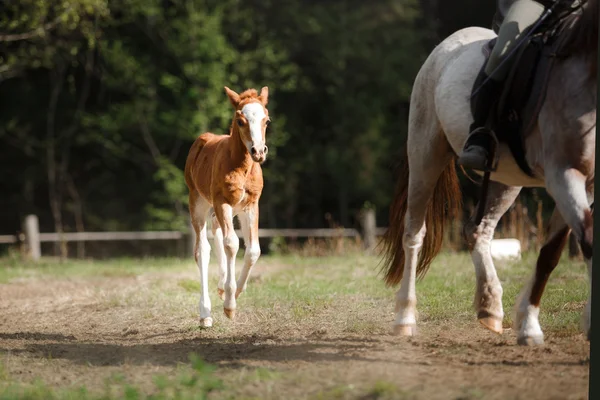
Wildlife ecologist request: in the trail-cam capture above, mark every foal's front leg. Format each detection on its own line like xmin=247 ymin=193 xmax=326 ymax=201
xmin=236 ymin=202 xmax=261 ymax=299
xmin=214 ymin=201 xmax=239 ymax=319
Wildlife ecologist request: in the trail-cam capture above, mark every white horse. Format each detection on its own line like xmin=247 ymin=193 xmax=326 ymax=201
xmin=381 ymin=1 xmax=597 ymax=345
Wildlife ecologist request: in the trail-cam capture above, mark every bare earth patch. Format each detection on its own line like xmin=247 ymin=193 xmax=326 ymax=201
xmin=0 ymin=255 xmax=590 ymax=399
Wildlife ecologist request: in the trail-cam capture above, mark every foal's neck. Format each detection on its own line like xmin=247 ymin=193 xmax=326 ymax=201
xmin=229 ymin=122 xmax=253 ymax=171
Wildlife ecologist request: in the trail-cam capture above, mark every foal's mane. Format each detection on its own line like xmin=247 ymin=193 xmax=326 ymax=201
xmin=238 ymin=89 xmax=264 ymax=108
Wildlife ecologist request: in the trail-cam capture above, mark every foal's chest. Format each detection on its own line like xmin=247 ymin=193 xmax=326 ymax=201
xmin=221 ymin=169 xmax=263 ymax=207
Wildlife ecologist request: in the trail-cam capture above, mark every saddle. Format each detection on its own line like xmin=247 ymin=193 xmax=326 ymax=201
xmin=471 ymin=9 xmax=580 ymax=177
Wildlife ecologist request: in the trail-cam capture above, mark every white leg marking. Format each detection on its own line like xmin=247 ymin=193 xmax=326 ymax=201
xmin=198 ymin=222 xmax=213 ymax=327
xmin=220 ymin=205 xmax=239 ymax=318
xmin=211 ymin=214 xmax=227 ymax=300
xmin=191 ymin=197 xmax=212 ymax=327
xmin=236 ymin=206 xmax=261 ymax=298
xmin=514 ymin=278 xmax=544 ymax=345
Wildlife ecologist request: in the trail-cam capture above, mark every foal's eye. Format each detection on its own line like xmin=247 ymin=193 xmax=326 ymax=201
xmin=265 ymin=119 xmax=271 ymax=126
xmin=236 ymin=119 xmax=244 ymax=127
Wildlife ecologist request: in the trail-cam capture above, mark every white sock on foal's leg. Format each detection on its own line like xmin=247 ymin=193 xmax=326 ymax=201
xmin=197 ymin=223 xmax=213 ymax=327
xmin=211 ymin=216 xmax=227 ymax=300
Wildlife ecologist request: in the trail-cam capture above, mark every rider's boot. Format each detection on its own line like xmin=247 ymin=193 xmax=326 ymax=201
xmin=457 ymin=71 xmax=503 ymax=171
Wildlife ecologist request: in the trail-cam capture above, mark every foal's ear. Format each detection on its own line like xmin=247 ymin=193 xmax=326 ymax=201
xmin=224 ymin=86 xmax=240 ymax=108
xmin=259 ymin=86 xmax=269 ymax=106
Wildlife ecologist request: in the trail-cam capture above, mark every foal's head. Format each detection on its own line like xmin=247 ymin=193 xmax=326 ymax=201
xmin=224 ymin=86 xmax=270 ymax=164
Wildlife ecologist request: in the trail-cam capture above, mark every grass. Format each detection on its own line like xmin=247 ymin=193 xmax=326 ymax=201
xmin=0 ymin=250 xmax=590 ymax=399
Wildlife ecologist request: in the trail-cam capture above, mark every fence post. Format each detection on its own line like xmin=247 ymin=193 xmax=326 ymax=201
xmin=360 ymin=206 xmax=376 ymax=252
xmin=23 ymin=214 xmax=41 ymax=261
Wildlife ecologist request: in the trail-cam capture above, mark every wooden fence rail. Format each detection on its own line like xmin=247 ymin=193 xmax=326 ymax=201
xmin=2 ymin=211 xmax=381 ymax=261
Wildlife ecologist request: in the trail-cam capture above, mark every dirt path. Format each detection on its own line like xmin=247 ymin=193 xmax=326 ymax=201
xmin=0 ymin=264 xmax=590 ymax=400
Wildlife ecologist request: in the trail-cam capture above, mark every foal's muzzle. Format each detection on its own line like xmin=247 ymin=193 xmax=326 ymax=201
xmin=251 ymin=145 xmax=268 ymax=163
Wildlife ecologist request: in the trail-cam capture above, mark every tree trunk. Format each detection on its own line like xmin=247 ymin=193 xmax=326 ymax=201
xmin=47 ymin=64 xmax=66 ymax=259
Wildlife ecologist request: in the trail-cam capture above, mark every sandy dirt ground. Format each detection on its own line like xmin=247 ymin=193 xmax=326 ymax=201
xmin=0 ymin=261 xmax=590 ymax=399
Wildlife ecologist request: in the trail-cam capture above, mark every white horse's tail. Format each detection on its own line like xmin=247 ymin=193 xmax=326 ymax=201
xmin=380 ymin=148 xmax=462 ymax=286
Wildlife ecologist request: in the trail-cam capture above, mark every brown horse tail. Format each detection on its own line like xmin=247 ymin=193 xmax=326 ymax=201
xmin=380 ymin=149 xmax=462 ymax=287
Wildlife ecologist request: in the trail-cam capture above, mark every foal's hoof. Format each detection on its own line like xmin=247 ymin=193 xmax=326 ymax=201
xmin=217 ymin=288 xmax=225 ymax=300
xmin=224 ymin=308 xmax=236 ymax=320
xmin=517 ymin=335 xmax=544 ymax=346
xmin=199 ymin=317 xmax=213 ymax=328
xmin=235 ymin=288 xmax=243 ymax=299
xmin=479 ymin=317 xmax=503 ymax=334
xmin=392 ymin=324 xmax=416 ymax=336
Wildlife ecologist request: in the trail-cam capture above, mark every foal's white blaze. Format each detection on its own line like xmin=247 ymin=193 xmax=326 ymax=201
xmin=241 ymin=102 xmax=267 ymax=150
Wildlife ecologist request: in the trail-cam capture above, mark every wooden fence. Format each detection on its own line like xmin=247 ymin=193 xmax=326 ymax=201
xmin=0 ymin=210 xmax=583 ymax=261
xmin=0 ymin=211 xmax=382 ymax=261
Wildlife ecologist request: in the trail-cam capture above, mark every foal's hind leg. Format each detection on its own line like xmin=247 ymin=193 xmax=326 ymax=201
xmin=211 ymin=212 xmax=227 ymax=300
xmin=463 ymin=182 xmax=521 ymax=334
xmin=189 ymin=192 xmax=213 ymax=327
xmin=214 ymin=201 xmax=239 ymax=319
xmin=393 ymin=137 xmax=454 ymax=336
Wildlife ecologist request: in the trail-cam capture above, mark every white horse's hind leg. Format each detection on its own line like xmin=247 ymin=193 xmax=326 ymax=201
xmin=463 ymin=182 xmax=521 ymax=334
xmin=211 ymin=213 xmax=227 ymax=300
xmin=190 ymin=193 xmax=213 ymax=328
xmin=393 ymin=135 xmax=454 ymax=336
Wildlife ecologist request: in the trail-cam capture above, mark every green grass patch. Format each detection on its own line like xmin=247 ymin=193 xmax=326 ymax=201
xmin=0 ymin=354 xmax=223 ymax=400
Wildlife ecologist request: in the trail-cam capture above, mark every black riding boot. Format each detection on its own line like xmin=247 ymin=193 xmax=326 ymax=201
xmin=457 ymin=72 xmax=503 ymax=171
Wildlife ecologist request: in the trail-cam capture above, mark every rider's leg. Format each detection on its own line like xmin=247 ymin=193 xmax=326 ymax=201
xmin=457 ymin=0 xmax=545 ymax=171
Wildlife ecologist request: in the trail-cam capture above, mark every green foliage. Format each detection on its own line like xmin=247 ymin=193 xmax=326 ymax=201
xmin=1 ymin=0 xmax=554 ymax=242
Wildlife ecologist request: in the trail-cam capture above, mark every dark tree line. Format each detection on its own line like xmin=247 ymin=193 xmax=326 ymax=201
xmin=0 ymin=0 xmax=555 ymax=256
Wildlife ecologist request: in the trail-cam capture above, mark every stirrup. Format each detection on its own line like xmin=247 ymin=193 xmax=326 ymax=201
xmin=463 ymin=127 xmax=500 ymax=172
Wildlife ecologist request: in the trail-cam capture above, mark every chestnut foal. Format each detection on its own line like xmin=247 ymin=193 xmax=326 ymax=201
xmin=184 ymin=86 xmax=270 ymax=327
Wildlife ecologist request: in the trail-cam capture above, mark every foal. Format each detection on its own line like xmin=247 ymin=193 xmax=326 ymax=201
xmin=184 ymin=86 xmax=270 ymax=327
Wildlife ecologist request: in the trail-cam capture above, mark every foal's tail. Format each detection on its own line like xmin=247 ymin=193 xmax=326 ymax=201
xmin=380 ymin=149 xmax=462 ymax=287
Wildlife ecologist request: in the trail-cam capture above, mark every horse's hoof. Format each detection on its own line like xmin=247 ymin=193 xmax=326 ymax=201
xmin=217 ymin=288 xmax=225 ymax=300
xmin=224 ymin=308 xmax=236 ymax=320
xmin=392 ymin=324 xmax=416 ymax=336
xmin=517 ymin=335 xmax=544 ymax=346
xmin=235 ymin=288 xmax=243 ymax=299
xmin=479 ymin=317 xmax=503 ymax=334
xmin=199 ymin=317 xmax=213 ymax=328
